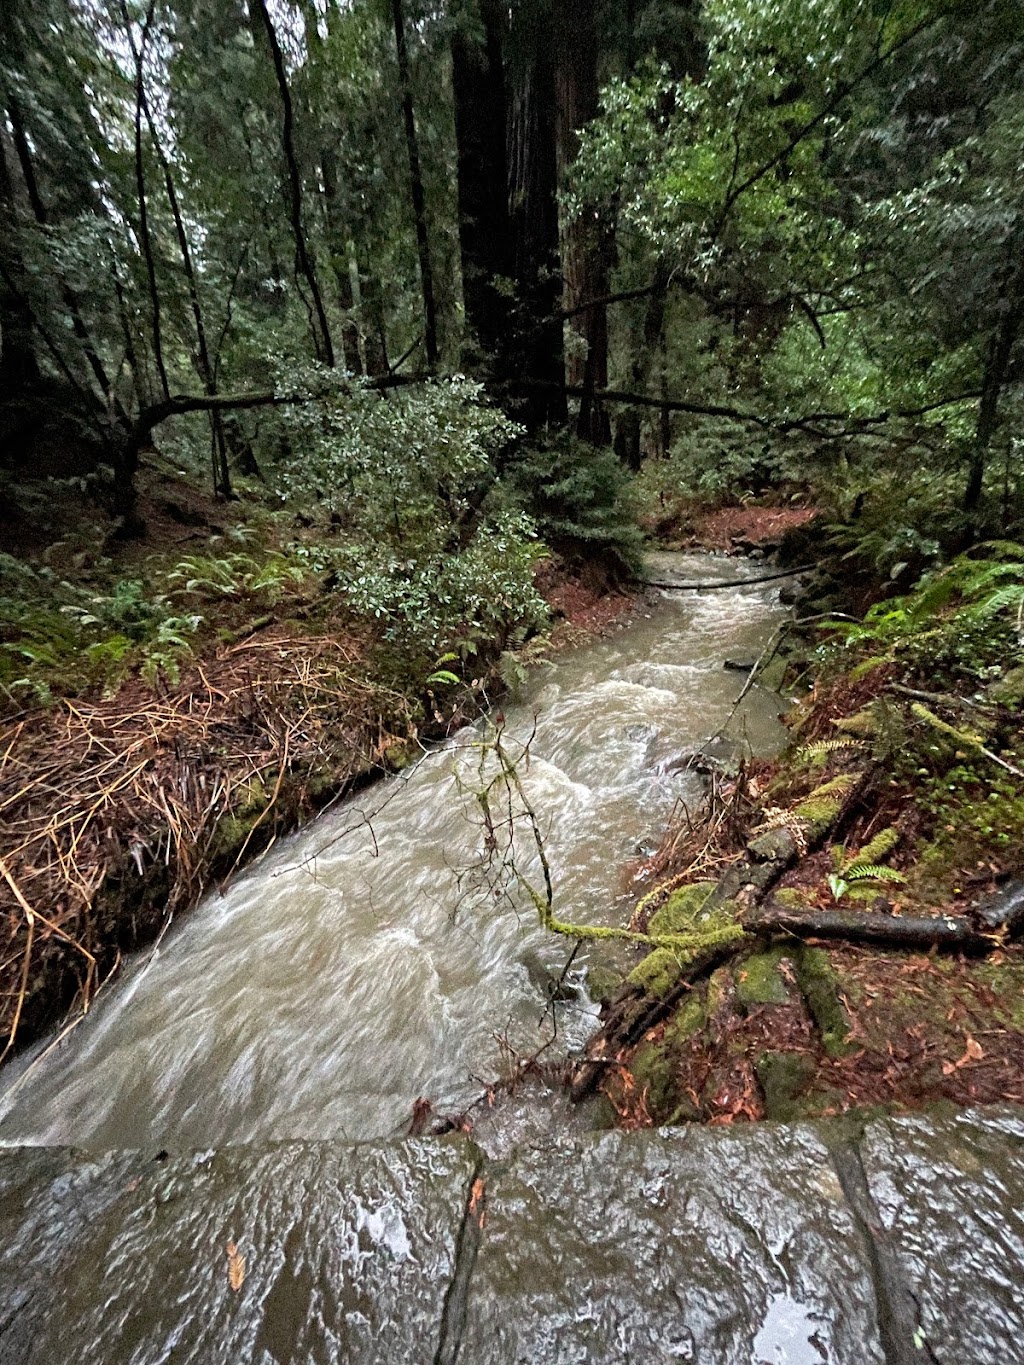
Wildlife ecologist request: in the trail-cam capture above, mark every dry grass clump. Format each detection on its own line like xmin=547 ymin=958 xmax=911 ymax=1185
xmin=0 ymin=629 xmax=404 ymax=1058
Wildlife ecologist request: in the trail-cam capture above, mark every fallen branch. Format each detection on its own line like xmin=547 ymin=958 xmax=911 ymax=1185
xmin=748 ymin=903 xmax=1002 ymax=954
xmin=644 ymin=564 xmax=815 ymax=591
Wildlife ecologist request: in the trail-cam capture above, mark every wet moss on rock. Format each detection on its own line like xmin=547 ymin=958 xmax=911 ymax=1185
xmin=755 ymin=1050 xmax=817 ymax=1120
xmin=735 ymin=948 xmax=792 ymax=1008
xmin=793 ymin=773 xmax=859 ymax=842
xmin=796 ymin=946 xmax=852 ymax=1057
xmin=647 ymin=882 xmax=717 ymax=937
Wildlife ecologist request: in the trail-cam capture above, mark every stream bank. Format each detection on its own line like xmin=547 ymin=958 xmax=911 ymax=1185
xmin=580 ymin=538 xmax=1024 ymax=1128
xmin=0 ymin=543 xmax=634 ymax=1065
xmin=0 ymin=552 xmax=787 ymax=1148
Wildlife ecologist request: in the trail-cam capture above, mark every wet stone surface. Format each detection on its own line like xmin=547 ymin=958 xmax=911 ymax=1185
xmin=0 ymin=1138 xmax=477 ymax=1365
xmin=0 ymin=1112 xmax=1022 ymax=1363
xmin=860 ymin=1107 xmax=1024 ymax=1365
xmin=462 ymin=1124 xmax=883 ymax=1365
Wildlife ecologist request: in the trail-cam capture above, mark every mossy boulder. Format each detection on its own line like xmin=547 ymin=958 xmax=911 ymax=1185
xmin=735 ymin=948 xmax=792 ymax=1008
xmin=796 ymin=946 xmax=852 ymax=1057
xmin=585 ymin=963 xmax=625 ymax=1006
xmin=627 ymin=948 xmax=683 ymax=999
xmin=755 ymin=1050 xmax=818 ymax=1120
xmin=631 ymin=1039 xmax=678 ymax=1121
xmin=647 ymin=881 xmax=717 ymax=936
xmin=664 ymin=990 xmax=706 ymax=1047
xmin=625 ymin=884 xmax=743 ymax=1000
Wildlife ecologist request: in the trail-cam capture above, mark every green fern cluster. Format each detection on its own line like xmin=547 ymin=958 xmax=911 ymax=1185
xmin=828 ymin=826 xmax=905 ymax=901
xmin=167 ymin=551 xmax=307 ymax=604
xmin=824 ymin=542 xmax=1024 ymax=686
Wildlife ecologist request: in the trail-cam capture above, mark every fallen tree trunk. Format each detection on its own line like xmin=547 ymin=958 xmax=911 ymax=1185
xmin=644 ymin=565 xmax=815 ymax=591
xmin=747 ymin=904 xmax=999 ymax=954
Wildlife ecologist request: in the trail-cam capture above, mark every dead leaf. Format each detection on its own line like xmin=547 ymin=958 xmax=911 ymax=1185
xmin=468 ymin=1176 xmax=487 ymax=1230
xmin=226 ymin=1240 xmax=246 ymax=1292
xmin=942 ymin=1035 xmax=985 ymax=1075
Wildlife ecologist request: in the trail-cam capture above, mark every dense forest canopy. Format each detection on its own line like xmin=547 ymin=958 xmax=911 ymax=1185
xmin=0 ymin=0 xmax=1022 ymax=581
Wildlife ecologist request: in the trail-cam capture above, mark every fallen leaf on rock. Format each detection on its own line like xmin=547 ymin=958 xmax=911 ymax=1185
xmin=226 ymin=1240 xmax=246 ymax=1292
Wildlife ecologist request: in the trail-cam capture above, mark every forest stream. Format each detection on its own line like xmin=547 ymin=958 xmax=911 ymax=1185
xmin=0 ymin=553 xmax=789 ymax=1150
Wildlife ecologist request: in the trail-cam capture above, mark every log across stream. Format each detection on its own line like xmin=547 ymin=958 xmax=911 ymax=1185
xmin=0 ymin=553 xmax=791 ymax=1149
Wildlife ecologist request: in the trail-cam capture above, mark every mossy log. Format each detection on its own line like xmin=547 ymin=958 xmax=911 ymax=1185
xmin=571 ymin=765 xmax=872 ymax=1102
xmin=747 ymin=904 xmax=1010 ymax=954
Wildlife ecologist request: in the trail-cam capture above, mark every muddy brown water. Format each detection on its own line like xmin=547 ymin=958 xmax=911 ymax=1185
xmin=0 ymin=553 xmax=790 ymax=1149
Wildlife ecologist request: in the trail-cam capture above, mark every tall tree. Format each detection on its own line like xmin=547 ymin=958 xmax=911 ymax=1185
xmin=506 ymin=0 xmax=566 ymax=428
xmin=252 ymin=0 xmax=335 ymax=367
xmin=391 ymin=0 xmax=438 ymax=369
xmin=451 ymin=0 xmax=514 ymax=375
xmin=554 ymin=0 xmax=610 ymax=445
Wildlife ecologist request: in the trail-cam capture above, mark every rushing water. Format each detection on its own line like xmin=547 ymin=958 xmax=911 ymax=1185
xmin=0 ymin=554 xmax=789 ymax=1149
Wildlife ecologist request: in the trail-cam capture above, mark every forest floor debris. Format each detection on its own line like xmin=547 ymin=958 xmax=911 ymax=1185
xmin=582 ymin=541 xmax=1024 ymax=1127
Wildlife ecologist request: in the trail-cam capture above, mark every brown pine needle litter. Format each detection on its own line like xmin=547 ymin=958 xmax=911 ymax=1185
xmin=0 ymin=629 xmax=410 ymax=1058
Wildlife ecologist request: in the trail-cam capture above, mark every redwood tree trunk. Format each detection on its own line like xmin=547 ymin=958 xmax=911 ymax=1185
xmin=964 ymin=239 xmax=1024 ymax=513
xmin=0 ymin=132 xmax=39 ymax=394
xmin=507 ymin=0 xmax=566 ymax=429
xmin=320 ymin=149 xmax=364 ymax=376
xmin=451 ymin=0 xmax=515 ymax=375
xmin=391 ymin=0 xmax=438 ymax=370
xmin=554 ymin=0 xmax=610 ymax=445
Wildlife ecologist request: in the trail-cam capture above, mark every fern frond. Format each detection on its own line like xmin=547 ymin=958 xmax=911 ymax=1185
xmin=796 ymin=737 xmax=866 ymax=760
xmin=851 ymin=825 xmax=901 ymax=868
xmin=844 ymin=864 xmax=907 ymax=884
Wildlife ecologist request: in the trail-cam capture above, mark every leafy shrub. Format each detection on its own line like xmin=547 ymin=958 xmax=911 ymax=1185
xmin=503 ymin=433 xmax=643 ymax=569
xmin=330 ymin=510 xmax=547 ymax=661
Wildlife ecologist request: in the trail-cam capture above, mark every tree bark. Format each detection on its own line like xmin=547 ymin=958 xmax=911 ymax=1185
xmin=748 ymin=904 xmax=1001 ymax=954
xmin=129 ymin=0 xmax=170 ymax=404
xmin=319 ymin=150 xmax=363 ymax=376
xmin=0 ymin=131 xmax=40 ymax=394
xmin=615 ymin=263 xmax=671 ymax=468
xmin=391 ymin=0 xmax=438 ymax=370
xmin=451 ymin=0 xmax=515 ymax=374
xmin=252 ymin=0 xmax=335 ymax=368
xmin=507 ymin=0 xmax=566 ymax=429
xmin=554 ymin=0 xmax=610 ymax=445
xmin=964 ymin=235 xmax=1024 ymax=512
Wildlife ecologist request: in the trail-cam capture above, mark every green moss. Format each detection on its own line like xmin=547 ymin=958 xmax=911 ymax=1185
xmin=664 ymin=990 xmax=706 ymax=1047
xmin=793 ymin=773 xmax=858 ymax=840
xmin=208 ymin=811 xmax=259 ymax=862
xmin=625 ymin=891 xmax=743 ymax=999
xmin=585 ymin=964 xmax=625 ymax=1006
xmin=756 ymin=1050 xmax=818 ymax=1120
xmin=988 ymin=665 xmax=1024 ymax=705
xmin=796 ymin=946 xmax=852 ymax=1057
xmin=735 ymin=948 xmax=791 ymax=1007
xmin=835 ymin=707 xmax=877 ymax=737
xmin=627 ymin=948 xmax=682 ymax=999
xmin=774 ymin=886 xmax=816 ymax=910
xmin=647 ymin=881 xmax=716 ymax=936
xmin=706 ymin=964 xmax=735 ymax=1018
xmin=384 ymin=738 xmax=419 ymax=770
xmin=631 ymin=1039 xmax=677 ymax=1121
xmin=971 ymin=960 xmax=1024 ymax=1030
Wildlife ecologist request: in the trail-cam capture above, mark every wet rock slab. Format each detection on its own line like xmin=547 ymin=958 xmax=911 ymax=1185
xmin=462 ymin=1123 xmax=884 ymax=1364
xmin=0 ymin=1138 xmax=477 ymax=1365
xmin=860 ymin=1107 xmax=1024 ymax=1365
xmin=1 ymin=1112 xmax=1023 ymax=1363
